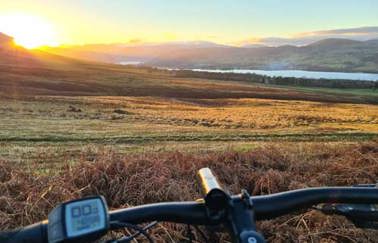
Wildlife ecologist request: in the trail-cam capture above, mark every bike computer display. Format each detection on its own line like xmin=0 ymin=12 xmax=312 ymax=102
xmin=48 ymin=196 xmax=109 ymax=243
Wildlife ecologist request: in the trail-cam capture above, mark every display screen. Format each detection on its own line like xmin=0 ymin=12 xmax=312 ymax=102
xmin=65 ymin=198 xmax=106 ymax=237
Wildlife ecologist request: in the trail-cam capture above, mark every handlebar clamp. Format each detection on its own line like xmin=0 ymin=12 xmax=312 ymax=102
xmin=197 ymin=168 xmax=231 ymax=220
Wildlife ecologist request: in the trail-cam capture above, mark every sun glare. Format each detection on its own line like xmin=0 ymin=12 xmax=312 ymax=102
xmin=0 ymin=14 xmax=59 ymax=49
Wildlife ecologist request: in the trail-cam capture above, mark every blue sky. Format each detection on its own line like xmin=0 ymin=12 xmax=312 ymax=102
xmin=0 ymin=0 xmax=377 ymax=45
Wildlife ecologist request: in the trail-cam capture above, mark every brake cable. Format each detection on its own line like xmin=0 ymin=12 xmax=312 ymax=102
xmin=107 ymin=221 xmax=158 ymax=243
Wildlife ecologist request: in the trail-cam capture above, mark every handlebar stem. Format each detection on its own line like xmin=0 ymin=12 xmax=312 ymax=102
xmin=226 ymin=190 xmax=265 ymax=243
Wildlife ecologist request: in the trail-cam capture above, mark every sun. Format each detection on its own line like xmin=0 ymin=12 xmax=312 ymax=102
xmin=0 ymin=14 xmax=59 ymax=49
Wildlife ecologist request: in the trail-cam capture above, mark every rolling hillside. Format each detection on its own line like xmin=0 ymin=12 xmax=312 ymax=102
xmin=1 ymin=33 xmax=376 ymax=104
xmin=45 ymin=38 xmax=378 ymax=73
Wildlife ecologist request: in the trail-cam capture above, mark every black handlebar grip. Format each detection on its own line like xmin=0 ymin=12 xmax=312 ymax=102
xmin=0 ymin=222 xmax=48 ymax=243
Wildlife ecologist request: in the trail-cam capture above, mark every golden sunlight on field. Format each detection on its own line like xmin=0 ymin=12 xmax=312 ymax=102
xmin=2 ymin=94 xmax=376 ymax=170
xmin=84 ymin=96 xmax=378 ymax=133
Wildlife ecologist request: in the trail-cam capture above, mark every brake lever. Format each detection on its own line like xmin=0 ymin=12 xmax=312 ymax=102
xmin=315 ymin=203 xmax=378 ymax=229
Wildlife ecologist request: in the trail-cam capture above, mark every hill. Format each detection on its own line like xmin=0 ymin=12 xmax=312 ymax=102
xmin=0 ymin=40 xmax=375 ymax=104
xmin=45 ymin=38 xmax=378 ymax=73
xmin=0 ymin=33 xmax=36 ymax=65
xmin=307 ymin=38 xmax=362 ymax=47
xmin=0 ymin=33 xmax=14 ymax=48
xmin=0 ymin=33 xmax=376 ymax=105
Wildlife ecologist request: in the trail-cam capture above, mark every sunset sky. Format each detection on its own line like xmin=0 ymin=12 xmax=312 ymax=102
xmin=0 ymin=0 xmax=377 ymax=48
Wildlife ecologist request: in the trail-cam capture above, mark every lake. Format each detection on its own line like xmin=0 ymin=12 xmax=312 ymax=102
xmin=191 ymin=69 xmax=378 ymax=81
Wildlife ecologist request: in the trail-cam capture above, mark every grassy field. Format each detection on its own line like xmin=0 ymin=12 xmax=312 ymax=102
xmin=1 ymin=55 xmax=378 ymax=242
xmin=1 ymin=95 xmax=377 ymax=172
xmin=276 ymin=85 xmax=378 ymax=98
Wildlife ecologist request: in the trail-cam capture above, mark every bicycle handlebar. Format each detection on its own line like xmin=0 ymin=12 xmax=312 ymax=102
xmin=2 ymin=187 xmax=378 ymax=243
xmin=110 ymin=201 xmax=210 ymax=226
xmin=0 ymin=222 xmax=47 ymax=243
xmin=252 ymin=187 xmax=378 ymax=219
xmin=111 ymin=187 xmax=378 ymax=225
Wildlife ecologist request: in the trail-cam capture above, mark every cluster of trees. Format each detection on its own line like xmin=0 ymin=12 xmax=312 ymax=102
xmin=174 ymin=70 xmax=378 ymax=90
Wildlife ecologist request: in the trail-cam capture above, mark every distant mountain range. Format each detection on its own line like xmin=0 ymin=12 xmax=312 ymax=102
xmin=45 ymin=38 xmax=378 ymax=73
xmin=2 ymin=31 xmax=377 ymax=73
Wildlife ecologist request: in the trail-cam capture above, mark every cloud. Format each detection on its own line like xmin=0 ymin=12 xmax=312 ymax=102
xmin=298 ymin=26 xmax=378 ymax=36
xmin=241 ymin=26 xmax=378 ymax=47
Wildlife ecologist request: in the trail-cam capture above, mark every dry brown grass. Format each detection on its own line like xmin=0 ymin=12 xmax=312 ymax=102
xmin=1 ymin=142 xmax=377 ymax=242
xmin=71 ymin=96 xmax=378 ymax=132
